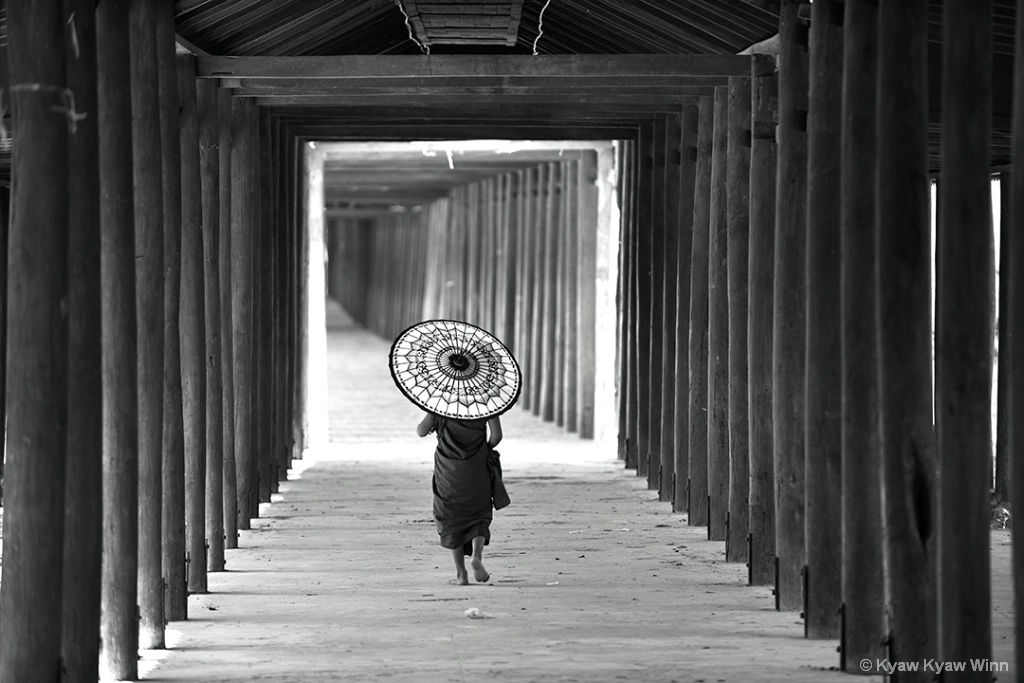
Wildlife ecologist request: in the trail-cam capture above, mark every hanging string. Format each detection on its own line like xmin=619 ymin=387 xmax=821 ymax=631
xmin=532 ymin=0 xmax=552 ymax=56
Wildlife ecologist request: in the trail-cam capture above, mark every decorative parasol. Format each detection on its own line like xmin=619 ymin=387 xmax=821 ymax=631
xmin=389 ymin=319 xmax=522 ymax=420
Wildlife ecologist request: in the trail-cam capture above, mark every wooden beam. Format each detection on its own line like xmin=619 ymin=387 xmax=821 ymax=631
xmin=936 ymin=0 xmax=993 ymax=670
xmin=803 ymin=0 xmax=842 ymax=640
xmin=747 ymin=55 xmax=777 ymax=587
xmin=726 ymin=74 xmax=751 ymax=564
xmin=688 ymin=96 xmax=714 ymax=527
xmin=0 ymin=1 xmax=69 ymax=680
xmin=877 ymin=0 xmax=938 ymax=670
xmin=772 ymin=0 xmax=808 ymax=613
xmin=197 ymin=54 xmax=754 ymax=79
xmin=98 ymin=1 xmax=140 ymax=678
xmin=61 ymin=0 xmax=104 ymax=678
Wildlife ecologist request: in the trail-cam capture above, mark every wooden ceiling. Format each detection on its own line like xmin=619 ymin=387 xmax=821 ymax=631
xmin=0 ymin=1 xmax=1020 ymax=192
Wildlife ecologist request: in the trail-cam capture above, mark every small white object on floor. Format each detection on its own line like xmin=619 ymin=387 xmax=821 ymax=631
xmin=464 ymin=607 xmax=494 ymax=619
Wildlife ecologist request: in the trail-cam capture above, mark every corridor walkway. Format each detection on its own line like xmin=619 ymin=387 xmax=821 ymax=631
xmin=141 ymin=302 xmax=1011 ymax=682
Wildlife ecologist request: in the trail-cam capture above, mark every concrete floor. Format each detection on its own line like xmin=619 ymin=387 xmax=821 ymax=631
xmin=132 ymin=302 xmax=1014 ymax=682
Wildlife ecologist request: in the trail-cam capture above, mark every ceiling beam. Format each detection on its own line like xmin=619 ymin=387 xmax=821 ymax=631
xmin=196 ymin=54 xmax=752 ymax=79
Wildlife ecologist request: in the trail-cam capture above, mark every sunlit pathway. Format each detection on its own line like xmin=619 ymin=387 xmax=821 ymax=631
xmin=142 ymin=301 xmax=1012 ymax=682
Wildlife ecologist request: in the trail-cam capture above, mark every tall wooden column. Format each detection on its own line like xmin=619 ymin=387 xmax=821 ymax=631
xmin=773 ymin=0 xmax=809 ymax=612
xmin=748 ymin=54 xmax=777 ymax=587
xmin=707 ymin=86 xmax=730 ymax=543
xmin=672 ymin=104 xmax=698 ymax=514
xmin=0 ymin=1 xmax=69 ymax=680
xmin=804 ymin=0 xmax=843 ymax=639
xmin=648 ymin=119 xmax=667 ymax=492
xmin=636 ymin=125 xmax=655 ymax=479
xmin=257 ymin=110 xmax=275 ymax=499
xmin=198 ymin=78 xmax=225 ymax=573
xmin=177 ymin=56 xmax=207 ymax=595
xmin=660 ymin=115 xmax=682 ymax=502
xmin=1011 ymin=0 xmax=1024 ymax=670
xmin=877 ymin=0 xmax=937 ymax=672
xmin=726 ymin=75 xmax=751 ymax=563
xmin=232 ymin=97 xmax=257 ymax=528
xmin=97 ymin=1 xmax=140 ymax=678
xmin=839 ymin=0 xmax=884 ymax=670
xmin=577 ymin=153 xmax=598 ymax=438
xmin=220 ymin=88 xmax=238 ymax=551
xmin=620 ymin=143 xmax=639 ymax=467
xmin=130 ymin=0 xmax=166 ymax=648
xmin=61 ymin=1 xmax=103 ymax=679
xmin=155 ymin=0 xmax=186 ymax=624
xmin=97 ymin=1 xmax=140 ymax=677
xmin=688 ymin=97 xmax=714 ymax=527
xmin=937 ymin=0 xmax=993 ymax=671
xmin=995 ymin=171 xmax=1010 ymax=502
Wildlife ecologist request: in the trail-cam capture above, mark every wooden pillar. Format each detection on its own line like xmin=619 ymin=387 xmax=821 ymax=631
xmin=620 ymin=141 xmax=639 ymax=466
xmin=660 ymin=115 xmax=682 ymax=502
xmin=554 ymin=172 xmax=568 ymax=427
xmin=155 ymin=0 xmax=186 ymax=625
xmin=257 ymin=110 xmax=274 ymax=498
xmin=773 ymin=0 xmax=809 ymax=612
xmin=995 ymin=171 xmax=1010 ymax=502
xmin=648 ymin=119 xmax=667 ymax=492
xmin=636 ymin=124 xmax=655 ymax=479
xmin=839 ymin=0 xmax=884 ymax=670
xmin=220 ymin=88 xmax=238 ymax=551
xmin=61 ymin=1 xmax=103 ymax=679
xmin=688 ymin=98 xmax=713 ymax=527
xmin=529 ymin=165 xmax=547 ymax=414
xmin=877 ymin=0 xmax=937 ymax=670
xmin=748 ymin=55 xmax=777 ymax=587
xmin=707 ymin=86 xmax=729 ymax=543
xmin=198 ymin=79 xmax=225 ymax=573
xmin=937 ymin=0 xmax=993 ymax=670
xmin=673 ymin=104 xmax=698 ymax=513
xmin=577 ymin=152 xmax=599 ymax=439
xmin=97 ymin=2 xmax=140 ymax=678
xmin=540 ymin=163 xmax=560 ymax=422
xmin=130 ymin=0 xmax=166 ymax=648
xmin=177 ymin=56 xmax=207 ymax=595
xmin=804 ymin=0 xmax=843 ymax=639
xmin=0 ymin=1 xmax=69 ymax=680
xmin=1011 ymin=0 xmax=1024 ymax=670
xmin=233 ymin=97 xmax=256 ymax=529
xmin=726 ymin=75 xmax=751 ymax=563
xmin=617 ymin=142 xmax=637 ymax=462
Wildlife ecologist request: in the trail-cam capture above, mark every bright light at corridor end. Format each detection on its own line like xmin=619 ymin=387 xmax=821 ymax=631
xmin=307 ymin=138 xmax=623 ymax=447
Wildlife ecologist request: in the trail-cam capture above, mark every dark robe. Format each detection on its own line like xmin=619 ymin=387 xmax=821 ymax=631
xmin=430 ymin=417 xmax=495 ymax=555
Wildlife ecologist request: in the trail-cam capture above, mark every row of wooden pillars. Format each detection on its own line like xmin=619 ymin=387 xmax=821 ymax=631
xmin=617 ymin=0 xmax=1023 ymax=677
xmin=325 ymin=151 xmax=603 ymax=438
xmin=0 ymin=2 xmax=308 ymax=681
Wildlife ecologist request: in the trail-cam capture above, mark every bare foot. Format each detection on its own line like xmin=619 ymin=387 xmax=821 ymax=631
xmin=471 ymin=558 xmax=490 ymax=583
xmin=450 ymin=571 xmax=469 ymax=586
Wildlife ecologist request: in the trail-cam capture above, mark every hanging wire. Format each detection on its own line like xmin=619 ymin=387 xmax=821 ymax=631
xmin=532 ymin=0 xmax=553 ymax=55
xmin=393 ymin=0 xmax=429 ymax=54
